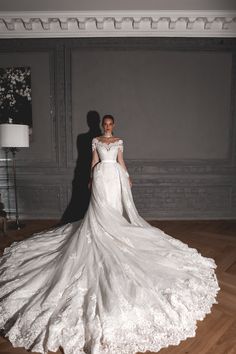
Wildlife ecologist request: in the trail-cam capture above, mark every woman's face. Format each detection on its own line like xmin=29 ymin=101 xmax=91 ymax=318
xmin=102 ymin=118 xmax=115 ymax=134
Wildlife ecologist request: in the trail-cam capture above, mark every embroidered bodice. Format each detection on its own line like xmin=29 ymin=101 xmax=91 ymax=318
xmin=92 ymin=137 xmax=123 ymax=162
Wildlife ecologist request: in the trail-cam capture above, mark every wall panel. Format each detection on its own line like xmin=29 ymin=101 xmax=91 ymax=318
xmin=0 ymin=37 xmax=235 ymax=220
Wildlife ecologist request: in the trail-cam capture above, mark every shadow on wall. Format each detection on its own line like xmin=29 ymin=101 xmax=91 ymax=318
xmin=60 ymin=110 xmax=102 ymax=224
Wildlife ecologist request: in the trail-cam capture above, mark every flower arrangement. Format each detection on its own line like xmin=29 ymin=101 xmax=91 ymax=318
xmin=0 ymin=66 xmax=32 ymax=126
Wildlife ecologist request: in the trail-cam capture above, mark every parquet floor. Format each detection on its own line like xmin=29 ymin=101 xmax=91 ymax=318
xmin=0 ymin=219 xmax=235 ymax=354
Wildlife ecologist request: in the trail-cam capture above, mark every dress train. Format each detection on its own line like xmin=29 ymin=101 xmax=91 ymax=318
xmin=0 ymin=138 xmax=220 ymax=354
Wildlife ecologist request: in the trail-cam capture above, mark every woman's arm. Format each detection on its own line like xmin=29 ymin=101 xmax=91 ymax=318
xmin=90 ymin=148 xmax=100 ymax=176
xmin=88 ymin=140 xmax=100 ymax=189
xmin=117 ymin=142 xmax=132 ymax=187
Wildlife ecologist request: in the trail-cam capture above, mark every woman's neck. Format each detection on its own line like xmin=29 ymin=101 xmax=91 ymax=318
xmin=103 ymin=133 xmax=113 ymax=138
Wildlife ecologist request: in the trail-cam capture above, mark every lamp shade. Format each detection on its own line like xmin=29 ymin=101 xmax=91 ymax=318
xmin=0 ymin=124 xmax=29 ymax=148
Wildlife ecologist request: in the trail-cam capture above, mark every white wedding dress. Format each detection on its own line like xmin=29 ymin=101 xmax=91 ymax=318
xmin=0 ymin=137 xmax=220 ymax=354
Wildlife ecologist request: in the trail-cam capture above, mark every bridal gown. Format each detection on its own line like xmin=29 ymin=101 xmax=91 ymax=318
xmin=0 ymin=137 xmax=220 ymax=354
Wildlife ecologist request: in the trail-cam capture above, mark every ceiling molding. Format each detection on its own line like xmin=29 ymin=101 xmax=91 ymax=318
xmin=0 ymin=10 xmax=236 ymax=38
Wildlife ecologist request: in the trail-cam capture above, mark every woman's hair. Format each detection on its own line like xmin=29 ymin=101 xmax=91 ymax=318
xmin=102 ymin=114 xmax=115 ymax=125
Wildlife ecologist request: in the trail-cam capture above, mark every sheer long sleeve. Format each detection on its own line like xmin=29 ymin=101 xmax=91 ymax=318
xmin=117 ymin=140 xmax=129 ymax=177
xmin=90 ymin=138 xmax=100 ymax=178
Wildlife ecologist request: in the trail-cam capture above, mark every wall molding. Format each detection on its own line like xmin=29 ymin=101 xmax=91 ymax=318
xmin=65 ymin=38 xmax=236 ymax=174
xmin=0 ymin=38 xmax=68 ymax=169
xmin=0 ymin=10 xmax=236 ymax=38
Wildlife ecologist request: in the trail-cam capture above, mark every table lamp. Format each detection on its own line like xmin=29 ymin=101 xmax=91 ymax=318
xmin=0 ymin=123 xmax=29 ymax=229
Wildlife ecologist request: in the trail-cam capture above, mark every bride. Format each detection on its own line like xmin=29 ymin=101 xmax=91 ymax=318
xmin=0 ymin=114 xmax=220 ymax=354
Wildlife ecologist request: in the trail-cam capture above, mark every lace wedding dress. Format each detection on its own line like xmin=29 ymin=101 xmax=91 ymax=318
xmin=0 ymin=137 xmax=220 ymax=354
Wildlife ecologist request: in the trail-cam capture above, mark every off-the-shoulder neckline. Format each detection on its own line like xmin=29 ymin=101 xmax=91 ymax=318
xmin=94 ymin=137 xmax=123 ymax=143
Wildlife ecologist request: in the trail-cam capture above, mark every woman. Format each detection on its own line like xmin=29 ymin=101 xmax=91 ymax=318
xmin=0 ymin=114 xmax=220 ymax=354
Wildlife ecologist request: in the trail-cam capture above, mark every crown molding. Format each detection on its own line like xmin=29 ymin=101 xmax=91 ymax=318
xmin=0 ymin=10 xmax=235 ymax=38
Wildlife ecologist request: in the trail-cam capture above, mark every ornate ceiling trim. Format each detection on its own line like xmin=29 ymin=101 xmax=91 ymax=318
xmin=0 ymin=10 xmax=236 ymax=38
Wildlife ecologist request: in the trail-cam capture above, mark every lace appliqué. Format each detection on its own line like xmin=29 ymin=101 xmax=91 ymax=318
xmin=92 ymin=138 xmax=97 ymax=152
xmin=0 ymin=139 xmax=221 ymax=354
xmin=92 ymin=138 xmax=123 ymax=152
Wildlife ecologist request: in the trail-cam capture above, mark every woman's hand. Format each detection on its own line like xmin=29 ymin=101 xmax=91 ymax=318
xmin=128 ymin=176 xmax=132 ymax=188
xmin=88 ymin=177 xmax=93 ymax=190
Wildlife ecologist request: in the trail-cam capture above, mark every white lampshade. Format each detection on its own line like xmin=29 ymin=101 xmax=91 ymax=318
xmin=0 ymin=124 xmax=29 ymax=148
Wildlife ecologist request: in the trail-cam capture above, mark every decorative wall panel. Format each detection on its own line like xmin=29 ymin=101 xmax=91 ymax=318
xmin=0 ymin=37 xmax=235 ymax=220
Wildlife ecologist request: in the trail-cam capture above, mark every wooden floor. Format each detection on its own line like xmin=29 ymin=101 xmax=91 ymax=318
xmin=0 ymin=219 xmax=235 ymax=354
